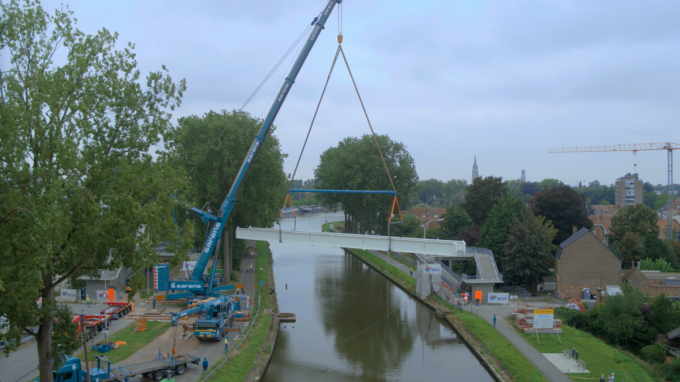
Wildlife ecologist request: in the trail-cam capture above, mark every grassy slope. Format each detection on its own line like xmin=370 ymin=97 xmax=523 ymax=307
xmin=512 ymin=321 xmax=661 ymax=382
xmin=322 ymin=221 xmax=343 ymax=233
xmin=208 ymin=241 xmax=276 ymax=382
xmin=349 ymin=249 xmax=416 ymax=293
xmin=77 ymin=321 xmax=170 ymax=364
xmin=430 ymin=296 xmax=547 ymax=382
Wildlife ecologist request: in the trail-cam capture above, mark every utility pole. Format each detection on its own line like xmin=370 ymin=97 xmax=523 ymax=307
xmin=80 ymin=312 xmax=92 ymax=382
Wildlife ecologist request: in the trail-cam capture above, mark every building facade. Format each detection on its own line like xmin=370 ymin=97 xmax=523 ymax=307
xmin=614 ymin=173 xmax=643 ymax=207
xmin=555 ymin=228 xmax=622 ymax=299
xmin=472 ymin=155 xmax=479 ymax=182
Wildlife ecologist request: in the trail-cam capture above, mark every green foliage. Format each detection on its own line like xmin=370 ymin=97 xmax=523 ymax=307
xmin=529 ymin=185 xmax=593 ymax=245
xmin=643 ymin=183 xmax=658 ymax=209
xmin=0 ymin=2 xmax=191 ymax=380
xmin=640 ymin=258 xmax=672 ymax=272
xmin=174 ymin=110 xmax=287 ymax=251
xmin=538 ymin=178 xmax=564 ymax=190
xmin=392 ymin=214 xmax=422 ymax=237
xmin=596 ymin=283 xmax=654 ymax=352
xmin=554 ymin=307 xmax=589 ymax=330
xmin=78 ymin=322 xmax=170 ymax=364
xmin=502 ymin=209 xmax=557 ymax=288
xmin=291 ymin=197 xmax=317 ymax=207
xmin=643 ymin=235 xmax=670 ymax=261
xmin=654 ymin=193 xmax=678 ymax=211
xmin=314 ymin=134 xmax=419 ymax=235
xmin=50 ymin=305 xmax=81 ymax=370
xmin=440 ymin=205 xmax=472 ymax=239
xmin=610 ymin=204 xmax=660 ymax=247
xmin=460 ymin=176 xmax=508 ymax=226
xmin=478 ymin=196 xmax=526 ymax=270
xmin=662 ymin=357 xmax=680 ymax=382
xmin=650 ymin=293 xmax=680 ymax=334
xmin=639 ymin=344 xmax=667 ymax=364
xmin=521 ymin=182 xmax=540 ymax=197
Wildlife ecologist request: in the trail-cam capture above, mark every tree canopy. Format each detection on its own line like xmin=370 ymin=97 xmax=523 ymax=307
xmin=173 ymin=110 xmax=287 ymax=259
xmin=0 ymin=1 xmax=191 ymax=380
xmin=314 ymin=134 xmax=418 ymax=235
xmin=477 ymin=196 xmax=526 ymax=271
xmin=460 ymin=176 xmax=508 ymax=226
xmin=609 ymin=204 xmax=659 ymax=247
xmin=502 ymin=209 xmax=557 ymax=288
xmin=529 ymin=185 xmax=592 ymax=245
xmin=440 ymin=205 xmax=472 ymax=239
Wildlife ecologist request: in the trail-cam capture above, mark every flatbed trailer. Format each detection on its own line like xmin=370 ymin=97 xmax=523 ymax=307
xmin=100 ymin=301 xmax=133 ymax=319
xmin=84 ymin=314 xmax=112 ymax=330
xmin=53 ymin=352 xmax=200 ymax=382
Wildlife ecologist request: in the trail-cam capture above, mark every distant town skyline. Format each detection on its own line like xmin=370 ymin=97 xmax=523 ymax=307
xmin=19 ymin=0 xmax=679 ymax=187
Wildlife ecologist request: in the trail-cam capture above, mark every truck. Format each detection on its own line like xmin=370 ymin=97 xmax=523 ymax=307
xmin=193 ymin=298 xmax=236 ymax=341
xmin=53 ymin=352 xmax=200 ymax=382
xmin=100 ymin=301 xmax=133 ymax=319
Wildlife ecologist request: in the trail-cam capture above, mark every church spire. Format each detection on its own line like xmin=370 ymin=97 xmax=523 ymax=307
xmin=472 ymin=155 xmax=479 ymax=182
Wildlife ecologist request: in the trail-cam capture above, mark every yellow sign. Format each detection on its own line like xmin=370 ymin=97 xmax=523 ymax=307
xmin=534 ymin=309 xmax=554 ymax=315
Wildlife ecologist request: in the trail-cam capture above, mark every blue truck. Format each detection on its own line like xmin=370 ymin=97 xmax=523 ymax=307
xmin=53 ymin=353 xmax=200 ymax=382
xmin=193 ymin=298 xmax=237 ymax=341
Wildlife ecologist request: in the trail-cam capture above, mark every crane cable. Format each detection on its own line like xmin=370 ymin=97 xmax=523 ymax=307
xmin=281 ymin=27 xmax=404 ymax=224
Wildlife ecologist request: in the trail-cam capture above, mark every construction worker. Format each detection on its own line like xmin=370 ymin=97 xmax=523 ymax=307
xmin=202 ymin=357 xmax=208 ymax=373
xmin=86 ymin=295 xmax=90 ymax=308
xmin=224 ymin=336 xmax=228 ymax=353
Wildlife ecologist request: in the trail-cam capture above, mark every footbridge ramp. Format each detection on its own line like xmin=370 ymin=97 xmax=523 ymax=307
xmin=235 ymin=227 xmax=466 ymax=256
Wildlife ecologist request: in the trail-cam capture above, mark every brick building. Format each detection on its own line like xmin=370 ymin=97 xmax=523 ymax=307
xmin=403 ymin=207 xmax=446 ymax=230
xmin=555 ymin=228 xmax=622 ymax=299
xmin=622 ymin=267 xmax=680 ymax=297
xmin=588 ymin=205 xmax=620 ymax=246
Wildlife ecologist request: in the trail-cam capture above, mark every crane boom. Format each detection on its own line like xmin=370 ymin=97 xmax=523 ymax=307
xmin=182 ymin=0 xmax=343 ymax=293
xmin=550 ymin=142 xmax=679 ymax=154
xmin=549 ymin=142 xmax=678 ymax=240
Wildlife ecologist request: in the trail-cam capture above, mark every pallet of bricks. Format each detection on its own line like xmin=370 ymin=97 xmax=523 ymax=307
xmin=566 ymin=298 xmax=585 ymax=313
xmin=510 ymin=305 xmax=563 ymax=334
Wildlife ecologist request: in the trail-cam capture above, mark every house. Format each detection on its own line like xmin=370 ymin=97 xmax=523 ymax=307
xmin=658 ymin=219 xmax=680 ymax=240
xmin=555 ymin=228 xmax=622 ymax=300
xmin=588 ymin=205 xmax=620 ymax=246
xmin=621 ymin=267 xmax=680 ymax=297
xmin=78 ymin=266 xmax=131 ymax=301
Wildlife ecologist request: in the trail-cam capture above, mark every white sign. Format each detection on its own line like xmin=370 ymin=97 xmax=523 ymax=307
xmin=183 ymin=261 xmax=197 ymax=273
xmin=60 ymin=289 xmax=78 ymax=301
xmin=487 ymin=293 xmax=510 ymax=304
xmin=533 ymin=309 xmax=554 ymax=329
xmin=424 ymin=264 xmax=441 ymax=274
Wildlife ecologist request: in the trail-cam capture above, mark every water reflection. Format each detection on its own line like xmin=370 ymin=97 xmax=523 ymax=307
xmin=262 ymin=212 xmax=492 ymax=382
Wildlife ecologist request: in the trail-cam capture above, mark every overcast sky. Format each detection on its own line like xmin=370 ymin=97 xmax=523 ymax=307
xmin=35 ymin=0 xmax=680 ymax=187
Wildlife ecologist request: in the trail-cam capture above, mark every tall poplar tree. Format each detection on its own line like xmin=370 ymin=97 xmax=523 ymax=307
xmin=0 ymin=2 xmax=192 ymax=380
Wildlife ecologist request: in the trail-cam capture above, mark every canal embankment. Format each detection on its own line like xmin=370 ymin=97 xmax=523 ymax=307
xmin=203 ymin=240 xmax=279 ymax=382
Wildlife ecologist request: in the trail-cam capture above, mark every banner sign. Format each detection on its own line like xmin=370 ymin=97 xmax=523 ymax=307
xmin=96 ymin=290 xmax=108 ymax=302
xmin=170 ymin=280 xmax=204 ymax=291
xmin=60 ymin=289 xmax=78 ymax=301
xmin=487 ymin=293 xmax=510 ymax=304
xmin=533 ymin=309 xmax=554 ymax=329
xmin=424 ymin=264 xmax=441 ymax=274
xmin=183 ymin=261 xmax=197 ymax=272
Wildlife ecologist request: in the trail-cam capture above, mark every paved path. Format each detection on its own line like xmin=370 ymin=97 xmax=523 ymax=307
xmin=366 ymin=250 xmax=570 ymax=382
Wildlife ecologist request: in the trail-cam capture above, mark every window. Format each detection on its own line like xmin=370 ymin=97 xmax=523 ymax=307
xmin=626 ymin=190 xmax=634 ymax=196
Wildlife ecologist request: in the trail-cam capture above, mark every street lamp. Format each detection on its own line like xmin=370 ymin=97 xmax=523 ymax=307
xmin=423 ymin=218 xmax=444 ymax=239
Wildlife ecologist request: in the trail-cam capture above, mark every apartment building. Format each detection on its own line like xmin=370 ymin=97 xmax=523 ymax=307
xmin=614 ymin=173 xmax=643 ymax=208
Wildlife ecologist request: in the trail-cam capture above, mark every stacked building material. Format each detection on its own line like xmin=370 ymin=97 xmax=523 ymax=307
xmin=567 ymin=299 xmax=585 ymax=313
xmin=513 ymin=306 xmax=563 ymax=334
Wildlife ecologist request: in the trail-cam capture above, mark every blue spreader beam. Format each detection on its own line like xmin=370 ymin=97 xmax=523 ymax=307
xmin=289 ymin=189 xmax=397 ymax=196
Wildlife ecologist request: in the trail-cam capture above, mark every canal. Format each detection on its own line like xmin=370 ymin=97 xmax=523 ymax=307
xmin=262 ymin=211 xmax=494 ymax=381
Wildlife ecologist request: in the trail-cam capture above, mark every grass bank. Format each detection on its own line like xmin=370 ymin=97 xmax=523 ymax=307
xmin=322 ymin=221 xmax=343 ymax=233
xmin=207 ymin=241 xmax=277 ymax=382
xmin=429 ymin=296 xmax=546 ymax=382
xmin=512 ymin=320 xmax=661 ymax=381
xmin=346 ymin=248 xmax=416 ymax=293
xmin=77 ymin=321 xmax=170 ymax=364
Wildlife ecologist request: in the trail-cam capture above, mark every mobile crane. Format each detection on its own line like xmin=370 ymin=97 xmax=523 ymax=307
xmin=153 ymin=0 xmax=342 ymax=301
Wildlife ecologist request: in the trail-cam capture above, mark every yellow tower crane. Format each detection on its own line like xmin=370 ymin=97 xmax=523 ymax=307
xmin=550 ymin=142 xmax=679 ymax=240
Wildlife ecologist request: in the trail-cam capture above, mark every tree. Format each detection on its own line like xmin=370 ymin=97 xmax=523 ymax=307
xmin=618 ymin=232 xmax=645 ymax=266
xmin=417 ymin=179 xmax=444 ymax=206
xmin=596 ymin=283 xmax=653 ymax=352
xmin=640 ymin=258 xmax=672 ymax=272
xmin=609 ymin=204 xmax=659 ymax=246
xmin=538 ymin=178 xmax=564 ymax=190
xmin=453 ymin=224 xmax=482 ymax=246
xmin=460 ymin=176 xmax=508 ymax=226
xmin=0 ymin=2 xmax=191 ymax=380
xmin=642 ymin=235 xmax=670 ymax=262
xmin=643 ymin=182 xmax=658 ymax=209
xmin=442 ymin=179 xmax=467 ymax=207
xmin=655 ymin=193 xmax=679 ymax=211
xmin=529 ymin=185 xmax=593 ymax=245
xmin=505 ymin=179 xmax=524 ymax=199
xmin=440 ymin=206 xmax=472 ymax=239
xmin=502 ymin=209 xmax=558 ymax=289
xmin=314 ymin=135 xmax=419 ymax=235
xmin=589 ymin=180 xmax=601 ymax=188
xmin=521 ymin=182 xmax=540 ymax=197
xmin=477 ymin=196 xmax=526 ymax=271
xmin=174 ymin=110 xmax=287 ymax=273
xmin=392 ymin=214 xmax=421 ymax=237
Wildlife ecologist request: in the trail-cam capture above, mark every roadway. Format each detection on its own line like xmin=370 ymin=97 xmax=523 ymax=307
xmin=0 ymin=302 xmax=143 ymax=382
